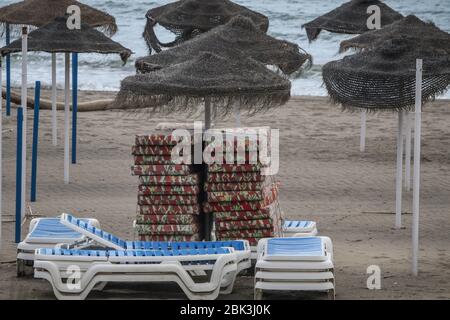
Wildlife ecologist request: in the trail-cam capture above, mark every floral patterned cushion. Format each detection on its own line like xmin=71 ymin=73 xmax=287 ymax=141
xmin=138 ymin=195 xmax=199 ymax=206
xmin=135 ymin=223 xmax=199 ymax=235
xmin=139 ymin=174 xmax=200 ymax=186
xmin=137 ymin=204 xmax=201 ymax=215
xmin=138 ymin=185 xmax=200 ymax=195
xmin=132 ymin=165 xmax=194 ymax=176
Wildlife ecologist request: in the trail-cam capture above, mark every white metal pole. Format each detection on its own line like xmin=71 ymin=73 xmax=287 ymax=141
xmin=395 ymin=111 xmax=404 ymax=229
xmin=0 ymin=57 xmax=3 ymax=251
xmin=233 ymin=104 xmax=241 ymax=128
xmin=52 ymin=53 xmax=57 ymax=146
xmin=404 ymin=111 xmax=412 ymax=191
xmin=21 ymin=27 xmax=28 ymax=218
xmin=360 ymin=111 xmax=366 ymax=152
xmin=412 ymin=59 xmax=423 ymax=276
xmin=64 ymin=53 xmax=70 ymax=184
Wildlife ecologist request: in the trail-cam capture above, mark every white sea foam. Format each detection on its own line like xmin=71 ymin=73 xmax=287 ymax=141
xmin=1 ymin=0 xmax=449 ymax=97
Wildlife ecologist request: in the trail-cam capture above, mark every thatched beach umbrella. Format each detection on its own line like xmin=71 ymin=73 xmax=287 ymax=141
xmin=117 ymin=51 xmax=290 ymax=115
xmin=322 ymin=41 xmax=450 ymax=111
xmin=117 ymin=51 xmax=291 ymax=240
xmin=302 ymin=0 xmax=403 ymax=153
xmin=137 ymin=16 xmax=312 ymax=76
xmin=323 ymin=36 xmax=450 ymax=275
xmin=1 ymin=16 xmax=131 ymax=185
xmin=339 ymin=15 xmax=450 ymax=54
xmin=0 ymin=0 xmax=118 ymax=150
xmin=143 ymin=0 xmax=269 ymax=53
xmin=0 ymin=0 xmax=117 ymax=34
xmin=334 ymin=15 xmax=450 ymax=196
xmin=302 ymin=0 xmax=403 ymax=42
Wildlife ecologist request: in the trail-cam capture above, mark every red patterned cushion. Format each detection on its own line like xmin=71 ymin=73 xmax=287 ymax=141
xmin=135 ymin=223 xmax=199 ymax=235
xmin=138 ymin=195 xmax=199 ymax=206
xmin=132 ymin=165 xmax=193 ymax=176
xmin=139 ymin=174 xmax=200 ymax=186
xmin=138 ymin=185 xmax=200 ymax=195
xmin=136 ymin=214 xmax=198 ymax=225
xmin=216 ymin=219 xmax=273 ymax=231
xmin=132 ymin=145 xmax=174 ymax=156
xmin=138 ymin=234 xmax=201 ymax=242
xmin=207 ymin=172 xmax=266 ymax=183
xmin=138 ymin=204 xmax=201 ymax=215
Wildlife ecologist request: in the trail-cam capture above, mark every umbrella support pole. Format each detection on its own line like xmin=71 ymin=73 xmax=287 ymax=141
xmin=20 ymin=28 xmax=28 ymax=219
xmin=64 ymin=53 xmax=70 ymax=184
xmin=204 ymin=99 xmax=212 ymax=241
xmin=233 ymin=104 xmax=241 ymax=128
xmin=404 ymin=111 xmax=412 ymax=191
xmin=412 ymin=59 xmax=422 ymax=276
xmin=360 ymin=111 xmax=366 ymax=152
xmin=72 ymin=53 xmax=78 ymax=164
xmin=395 ymin=111 xmax=404 ymax=229
xmin=6 ymin=24 xmax=11 ymax=117
xmin=0 ymin=57 xmax=2 ymax=250
xmin=51 ymin=53 xmax=57 ymax=146
xmin=30 ymin=81 xmax=41 ymax=202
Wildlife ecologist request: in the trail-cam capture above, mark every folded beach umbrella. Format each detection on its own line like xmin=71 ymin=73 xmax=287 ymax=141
xmin=302 ymin=0 xmax=403 ymax=42
xmin=0 ymin=16 xmax=132 ymax=185
xmin=143 ymin=0 xmax=269 ymax=53
xmin=137 ymin=16 xmax=311 ymax=76
xmin=339 ymin=15 xmax=450 ymax=53
xmin=117 ymin=51 xmax=290 ymax=240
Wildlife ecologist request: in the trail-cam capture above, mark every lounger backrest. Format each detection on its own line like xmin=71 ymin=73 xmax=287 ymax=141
xmin=60 ymin=213 xmax=126 ymax=250
xmin=125 ymin=240 xmax=247 ymax=251
xmin=28 ymin=218 xmax=83 ymax=242
xmin=283 ymin=220 xmax=314 ymax=229
xmin=265 ymin=237 xmax=326 ymax=261
xmin=109 ymin=247 xmax=231 ymax=257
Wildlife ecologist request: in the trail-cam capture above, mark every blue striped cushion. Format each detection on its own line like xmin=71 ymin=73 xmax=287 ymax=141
xmin=38 ymin=247 xmax=230 ymax=257
xmin=283 ymin=220 xmax=313 ymax=229
xmin=29 ymin=218 xmax=82 ymax=239
xmin=267 ymin=237 xmax=323 ymax=257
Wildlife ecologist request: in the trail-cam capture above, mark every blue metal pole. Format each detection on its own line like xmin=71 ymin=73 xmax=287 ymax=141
xmin=6 ymin=24 xmax=11 ymax=116
xmin=30 ymin=81 xmax=41 ymax=202
xmin=72 ymin=53 xmax=78 ymax=164
xmin=15 ymin=107 xmax=23 ymax=243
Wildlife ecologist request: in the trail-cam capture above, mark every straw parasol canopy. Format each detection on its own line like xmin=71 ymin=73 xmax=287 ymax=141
xmin=0 ymin=16 xmax=132 ymax=63
xmin=0 ymin=0 xmax=117 ymax=35
xmin=322 ymin=37 xmax=450 ymax=112
xmin=302 ymin=0 xmax=403 ymax=42
xmin=136 ymin=16 xmax=311 ymax=76
xmin=143 ymin=0 xmax=269 ymax=53
xmin=117 ymin=51 xmax=291 ymax=115
xmin=339 ymin=15 xmax=450 ymax=53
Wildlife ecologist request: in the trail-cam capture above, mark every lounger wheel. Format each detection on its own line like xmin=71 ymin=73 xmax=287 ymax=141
xmin=17 ymin=259 xmax=26 ymax=277
xmin=254 ymin=289 xmax=263 ymax=300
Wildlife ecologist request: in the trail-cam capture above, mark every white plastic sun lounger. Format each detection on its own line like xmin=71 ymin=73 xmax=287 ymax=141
xmin=254 ymin=237 xmax=335 ymax=300
xmin=282 ymin=220 xmax=318 ymax=237
xmin=17 ymin=217 xmax=99 ymax=276
xmin=59 ymin=213 xmax=251 ymax=275
xmin=34 ymin=247 xmax=237 ymax=300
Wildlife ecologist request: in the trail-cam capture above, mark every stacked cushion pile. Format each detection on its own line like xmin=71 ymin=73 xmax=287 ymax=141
xmin=131 ymin=133 xmax=202 ymax=241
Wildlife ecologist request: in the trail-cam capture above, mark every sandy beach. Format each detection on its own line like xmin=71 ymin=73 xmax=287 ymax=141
xmin=0 ymin=89 xmax=449 ymax=300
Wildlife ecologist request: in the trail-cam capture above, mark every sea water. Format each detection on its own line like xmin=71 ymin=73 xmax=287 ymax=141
xmin=1 ymin=0 xmax=449 ymax=97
